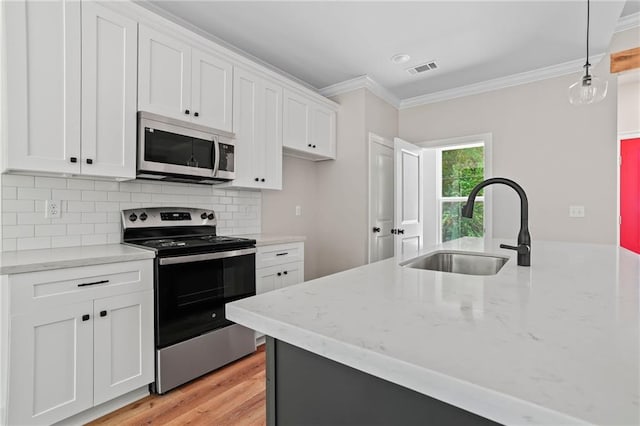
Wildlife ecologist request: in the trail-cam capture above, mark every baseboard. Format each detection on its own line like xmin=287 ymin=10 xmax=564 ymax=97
xmin=53 ymin=386 xmax=150 ymax=426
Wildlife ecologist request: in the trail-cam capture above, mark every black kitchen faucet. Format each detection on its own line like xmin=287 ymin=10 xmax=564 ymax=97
xmin=462 ymin=177 xmax=531 ymax=266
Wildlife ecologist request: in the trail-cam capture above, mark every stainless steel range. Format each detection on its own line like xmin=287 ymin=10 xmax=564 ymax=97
xmin=122 ymin=207 xmax=257 ymax=394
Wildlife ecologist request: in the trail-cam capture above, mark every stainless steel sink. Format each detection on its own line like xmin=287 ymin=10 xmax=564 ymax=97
xmin=401 ymin=250 xmax=509 ymax=276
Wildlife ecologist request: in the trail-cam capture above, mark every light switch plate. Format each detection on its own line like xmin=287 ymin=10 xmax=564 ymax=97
xmin=569 ymin=205 xmax=585 ymax=218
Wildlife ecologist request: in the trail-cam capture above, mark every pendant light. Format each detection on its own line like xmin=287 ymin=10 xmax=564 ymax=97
xmin=568 ymin=0 xmax=608 ymax=105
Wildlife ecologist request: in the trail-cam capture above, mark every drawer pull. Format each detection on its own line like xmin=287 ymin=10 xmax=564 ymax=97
xmin=77 ymin=279 xmax=109 ymax=288
xmin=275 ymin=252 xmax=289 ymax=257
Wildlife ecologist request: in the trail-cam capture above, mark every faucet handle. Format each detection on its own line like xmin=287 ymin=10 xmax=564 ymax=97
xmin=499 ymin=243 xmax=530 ymax=255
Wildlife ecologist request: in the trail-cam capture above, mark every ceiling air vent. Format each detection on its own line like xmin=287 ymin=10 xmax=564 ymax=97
xmin=407 ymin=61 xmax=438 ymax=75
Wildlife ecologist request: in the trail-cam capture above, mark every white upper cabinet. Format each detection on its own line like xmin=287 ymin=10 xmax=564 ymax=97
xmin=138 ymin=25 xmax=192 ymax=120
xmin=283 ymin=89 xmax=336 ymax=161
xmin=138 ymin=25 xmax=233 ymax=132
xmin=4 ymin=0 xmax=82 ymax=174
xmin=3 ymin=1 xmax=137 ymax=179
xmin=230 ymin=68 xmax=283 ymax=190
xmin=81 ymin=2 xmax=138 ymax=179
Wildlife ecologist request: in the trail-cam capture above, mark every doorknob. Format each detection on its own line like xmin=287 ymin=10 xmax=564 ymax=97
xmin=372 ymin=227 xmax=381 ymax=233
xmin=390 ymin=229 xmax=397 ymax=234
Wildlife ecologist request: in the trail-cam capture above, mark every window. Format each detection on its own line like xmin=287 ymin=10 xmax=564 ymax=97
xmin=438 ymin=143 xmax=485 ymax=242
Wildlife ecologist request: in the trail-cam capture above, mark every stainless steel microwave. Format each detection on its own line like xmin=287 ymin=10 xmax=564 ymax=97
xmin=137 ymin=111 xmax=235 ymax=184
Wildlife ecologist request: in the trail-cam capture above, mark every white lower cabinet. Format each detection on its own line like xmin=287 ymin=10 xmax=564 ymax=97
xmin=254 ymin=242 xmax=304 ymax=341
xmin=3 ymin=260 xmax=154 ymax=426
xmin=255 ymin=242 xmax=305 ymax=294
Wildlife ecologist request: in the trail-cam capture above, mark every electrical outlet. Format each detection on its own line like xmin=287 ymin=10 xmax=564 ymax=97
xmin=295 ymin=205 xmax=302 ymax=216
xmin=569 ymin=205 xmax=585 ymax=218
xmin=45 ymin=200 xmax=61 ymax=219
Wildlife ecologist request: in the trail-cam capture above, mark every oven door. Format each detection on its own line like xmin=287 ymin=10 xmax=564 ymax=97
xmin=155 ymin=248 xmax=256 ymax=348
xmin=138 ymin=117 xmax=219 ymax=179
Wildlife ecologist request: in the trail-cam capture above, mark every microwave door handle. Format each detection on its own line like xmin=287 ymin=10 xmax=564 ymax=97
xmin=212 ymin=138 xmax=220 ymax=177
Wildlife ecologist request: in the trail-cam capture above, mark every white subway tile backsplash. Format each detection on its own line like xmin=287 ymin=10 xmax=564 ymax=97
xmin=17 ymin=237 xmax=51 ymax=250
xmin=81 ymin=234 xmax=107 ymax=246
xmin=67 ymin=224 xmax=94 ymax=235
xmin=3 ymin=200 xmax=35 ymax=212
xmin=3 ymin=175 xmax=34 ymax=187
xmin=67 ymin=179 xmax=95 ymax=190
xmin=18 ymin=188 xmax=51 ymax=200
xmin=35 ymin=177 xmax=67 ymax=189
xmin=35 ymin=224 xmax=67 ymax=237
xmin=2 ymin=174 xmax=261 ymax=251
xmin=2 ymin=187 xmax=16 ymax=199
xmin=95 ymin=181 xmax=119 ymax=191
xmin=82 ymin=190 xmax=108 ymax=201
xmin=52 ymin=189 xmax=82 ymax=201
xmin=107 ymin=191 xmax=130 ymax=202
xmin=52 ymin=235 xmax=82 ymax=248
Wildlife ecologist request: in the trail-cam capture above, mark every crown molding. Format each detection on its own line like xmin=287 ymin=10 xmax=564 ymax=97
xmin=616 ymin=12 xmax=640 ymax=33
xmin=319 ymin=75 xmax=401 ymax=108
xmin=398 ymin=54 xmax=605 ymax=110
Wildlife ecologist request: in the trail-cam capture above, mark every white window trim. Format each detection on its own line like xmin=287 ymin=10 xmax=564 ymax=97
xmin=419 ymin=133 xmax=493 ymax=244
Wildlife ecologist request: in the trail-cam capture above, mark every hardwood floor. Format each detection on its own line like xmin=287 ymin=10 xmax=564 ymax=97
xmin=88 ymin=346 xmax=266 ymax=426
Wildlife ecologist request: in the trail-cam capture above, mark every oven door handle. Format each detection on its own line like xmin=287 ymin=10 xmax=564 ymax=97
xmin=159 ymin=248 xmax=256 ymax=265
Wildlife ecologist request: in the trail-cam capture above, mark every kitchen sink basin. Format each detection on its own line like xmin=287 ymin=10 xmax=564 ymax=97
xmin=401 ymin=250 xmax=509 ymax=276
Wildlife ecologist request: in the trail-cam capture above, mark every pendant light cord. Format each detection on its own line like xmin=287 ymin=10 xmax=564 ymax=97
xmin=585 ymin=0 xmax=591 ymax=74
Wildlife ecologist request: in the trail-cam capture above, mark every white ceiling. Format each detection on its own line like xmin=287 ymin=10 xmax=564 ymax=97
xmin=147 ymin=1 xmax=631 ymax=101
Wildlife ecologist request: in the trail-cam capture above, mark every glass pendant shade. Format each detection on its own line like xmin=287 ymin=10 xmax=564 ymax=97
xmin=568 ymin=72 xmax=608 ymax=105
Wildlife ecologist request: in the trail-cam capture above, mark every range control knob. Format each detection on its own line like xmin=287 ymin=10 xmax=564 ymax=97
xmin=129 ymin=213 xmax=137 ymax=222
xmin=207 ymin=213 xmax=215 ymax=220
xmin=139 ymin=212 xmax=147 ymax=221
xmin=201 ymin=212 xmax=208 ymax=220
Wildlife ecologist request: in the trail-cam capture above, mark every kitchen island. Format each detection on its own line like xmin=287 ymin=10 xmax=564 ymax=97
xmin=226 ymin=238 xmax=639 ymax=425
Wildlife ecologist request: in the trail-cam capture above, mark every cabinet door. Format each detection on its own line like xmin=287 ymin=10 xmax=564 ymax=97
xmin=191 ymin=49 xmax=233 ymax=132
xmin=283 ymin=89 xmax=310 ymax=151
xmin=93 ymin=291 xmax=154 ymax=406
xmin=138 ymin=25 xmax=192 ymax=121
xmin=256 ymin=265 xmax=281 ymax=294
xmin=232 ymin=68 xmax=282 ymax=190
xmin=4 ymin=0 xmax=81 ymax=174
xmin=81 ymin=2 xmax=137 ymax=179
xmin=280 ymin=262 xmax=304 ymax=289
xmin=310 ymin=105 xmax=337 ymax=159
xmin=9 ymin=302 xmax=93 ymax=425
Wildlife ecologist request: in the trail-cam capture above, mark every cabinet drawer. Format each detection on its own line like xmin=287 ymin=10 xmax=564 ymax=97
xmin=256 ymin=242 xmax=304 ymax=269
xmin=9 ymin=260 xmax=153 ymax=315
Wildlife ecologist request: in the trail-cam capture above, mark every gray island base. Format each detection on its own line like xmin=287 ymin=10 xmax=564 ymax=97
xmin=266 ymin=337 xmax=500 ymax=425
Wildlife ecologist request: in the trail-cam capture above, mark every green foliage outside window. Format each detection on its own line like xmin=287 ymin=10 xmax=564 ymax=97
xmin=441 ymin=146 xmax=485 ymax=242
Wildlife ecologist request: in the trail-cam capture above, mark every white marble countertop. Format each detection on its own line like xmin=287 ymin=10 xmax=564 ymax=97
xmin=227 ymin=238 xmax=640 ymax=425
xmin=0 ymin=244 xmax=156 ymax=275
xmin=233 ymin=234 xmax=306 ymax=247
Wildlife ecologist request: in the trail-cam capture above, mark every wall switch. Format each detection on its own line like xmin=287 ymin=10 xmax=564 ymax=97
xmin=569 ymin=205 xmax=585 ymax=218
xmin=295 ymin=205 xmax=302 ymax=216
xmin=45 ymin=200 xmax=61 ymax=219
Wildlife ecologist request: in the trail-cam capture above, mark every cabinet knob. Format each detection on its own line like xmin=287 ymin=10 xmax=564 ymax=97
xmin=82 ymin=314 xmax=90 ymax=321
xmin=194 ymin=112 xmax=199 ymax=117
xmin=185 ymin=109 xmax=190 ymax=115
xmin=86 ymin=158 xmax=93 ymax=165
xmin=308 ymin=144 xmax=312 ymax=147
xmin=312 ymin=145 xmax=317 ymax=148
xmin=100 ymin=310 xmax=107 ymax=317
xmin=277 ymin=272 xmax=282 ymax=277
xmin=283 ymin=271 xmax=288 ymax=275
xmin=255 ymin=178 xmax=259 ymax=182
xmin=261 ymin=178 xmax=265 ymax=182
xmin=70 ymin=157 xmax=78 ymax=163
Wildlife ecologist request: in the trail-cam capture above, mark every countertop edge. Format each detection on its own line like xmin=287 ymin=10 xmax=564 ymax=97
xmin=226 ymin=303 xmax=592 ymax=426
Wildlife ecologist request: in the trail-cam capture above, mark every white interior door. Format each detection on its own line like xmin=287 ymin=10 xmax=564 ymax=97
xmin=394 ymin=137 xmax=424 ymax=260
xmin=369 ymin=136 xmax=395 ymax=263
